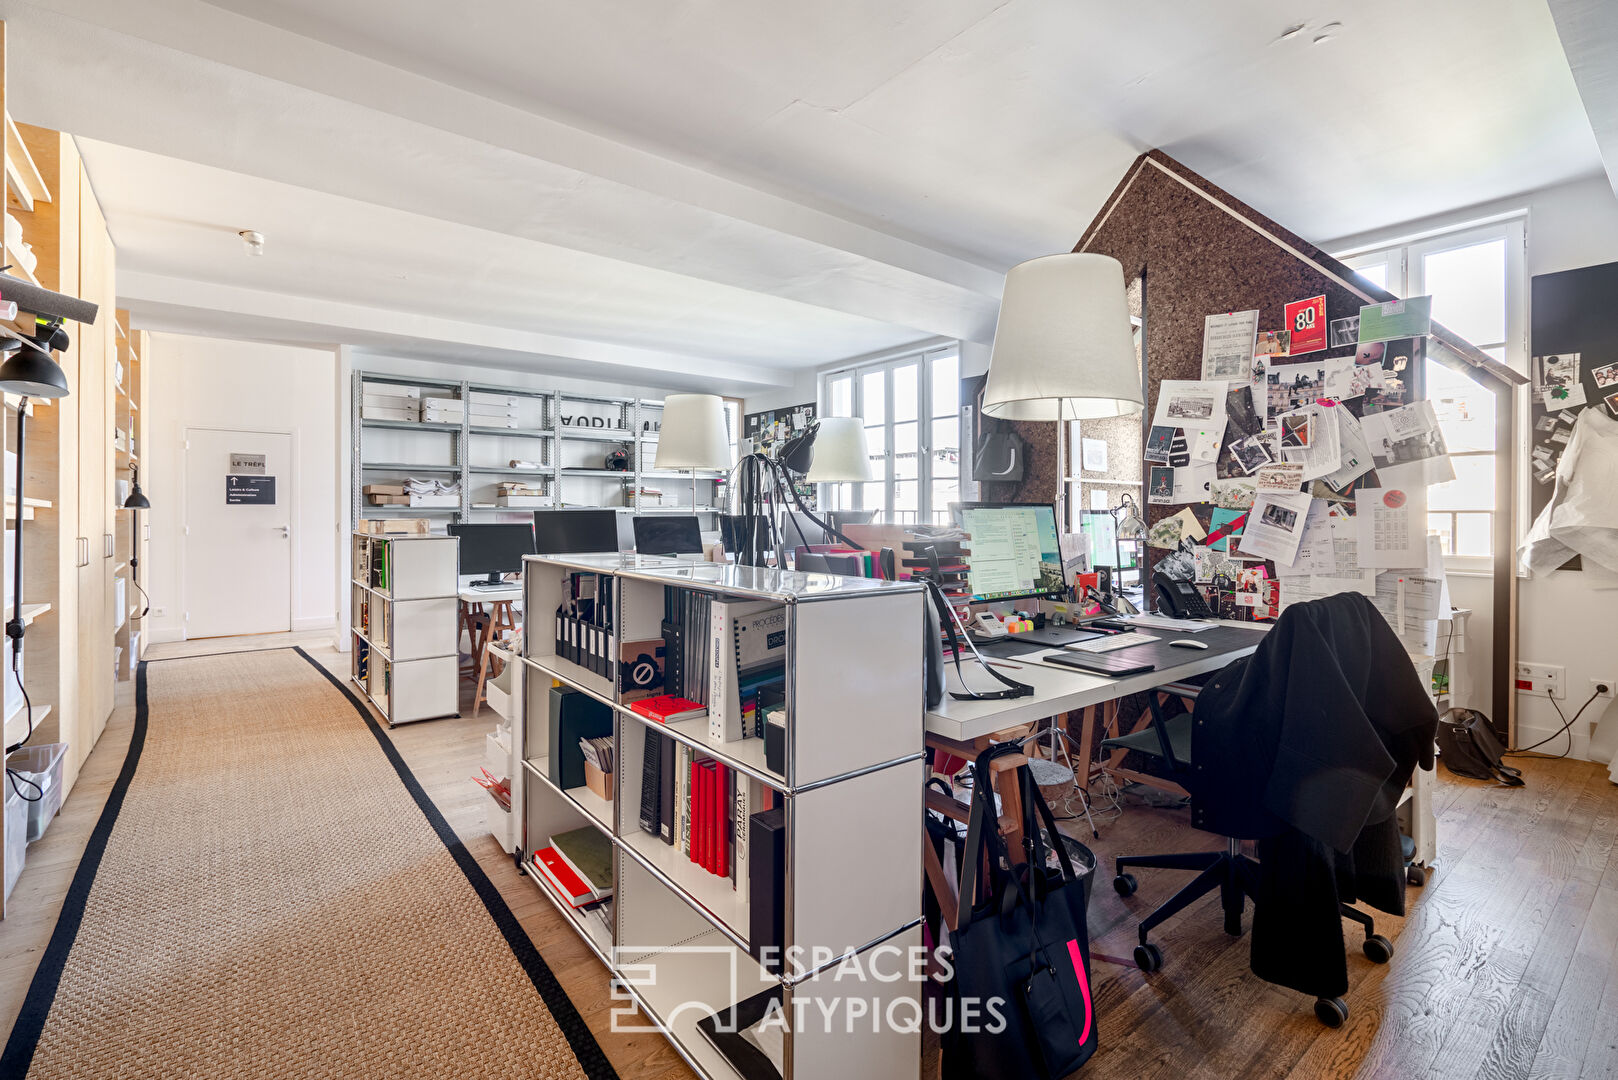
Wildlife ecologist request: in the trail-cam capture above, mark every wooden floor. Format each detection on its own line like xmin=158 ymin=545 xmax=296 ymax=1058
xmin=4 ymin=642 xmax=1618 ymax=1079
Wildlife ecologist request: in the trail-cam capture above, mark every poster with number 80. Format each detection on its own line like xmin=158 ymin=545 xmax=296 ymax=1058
xmin=1284 ymin=294 xmax=1327 ymax=356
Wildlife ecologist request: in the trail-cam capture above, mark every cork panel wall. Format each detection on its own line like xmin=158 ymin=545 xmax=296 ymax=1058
xmin=1071 ymin=152 xmax=1403 ymax=581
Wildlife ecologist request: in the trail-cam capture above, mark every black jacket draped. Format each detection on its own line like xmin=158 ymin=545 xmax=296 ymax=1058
xmin=1191 ymin=592 xmax=1438 ymax=998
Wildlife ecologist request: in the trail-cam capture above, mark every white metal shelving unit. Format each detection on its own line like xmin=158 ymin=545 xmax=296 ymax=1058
xmin=349 ymin=532 xmax=460 ymax=725
xmin=518 ymin=553 xmax=924 ymax=1080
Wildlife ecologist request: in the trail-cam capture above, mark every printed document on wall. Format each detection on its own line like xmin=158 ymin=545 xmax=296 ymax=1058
xmin=1355 ymin=485 xmax=1428 ymax=568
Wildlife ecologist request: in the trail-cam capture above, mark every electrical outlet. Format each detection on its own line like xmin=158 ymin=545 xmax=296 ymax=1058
xmin=1516 ymin=662 xmax=1567 ymax=699
xmin=1591 ymin=677 xmax=1616 ymax=700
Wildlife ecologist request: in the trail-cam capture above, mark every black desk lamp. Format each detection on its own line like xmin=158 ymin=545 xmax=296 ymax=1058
xmin=124 ymin=465 xmax=150 ymax=620
xmin=1 ymin=321 xmax=73 ymax=753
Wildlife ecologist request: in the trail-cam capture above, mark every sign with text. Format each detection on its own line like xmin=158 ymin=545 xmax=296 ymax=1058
xmin=1284 ymin=295 xmax=1327 ymax=356
xmin=226 ymin=475 xmax=276 ymax=505
xmin=230 ymin=452 xmax=266 ymax=476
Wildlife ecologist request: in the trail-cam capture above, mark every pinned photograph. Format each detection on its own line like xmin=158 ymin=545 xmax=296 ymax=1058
xmin=1229 ymin=432 xmax=1272 ymax=474
xmin=1329 ymin=316 xmax=1359 ymax=348
xmin=1607 ymin=389 xmax=1618 ymax=418
xmin=1355 ymin=341 xmax=1385 ymax=365
xmin=1145 ymin=424 xmax=1176 ymax=463
xmin=1147 ymin=506 xmax=1208 ymax=551
xmin=1535 ymin=353 xmax=1580 ymax=394
xmin=1361 ymin=399 xmax=1455 ymax=487
xmin=1280 ymin=412 xmax=1313 ymax=448
xmin=1255 ymin=329 xmax=1291 ymax=357
xmin=1210 ymin=476 xmax=1258 ymax=510
xmin=1594 ymin=361 xmax=1618 ymax=390
xmin=1261 ymin=502 xmax=1298 ymax=530
xmin=1148 ymin=465 xmax=1176 ymax=504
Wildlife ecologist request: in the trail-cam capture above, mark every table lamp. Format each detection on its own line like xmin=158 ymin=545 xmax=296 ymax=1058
xmin=803 ymin=416 xmax=874 ymax=485
xmin=124 ymin=465 xmax=151 ymax=620
xmin=981 ymin=253 xmax=1145 ymax=422
xmin=654 ymin=393 xmax=733 ymax=509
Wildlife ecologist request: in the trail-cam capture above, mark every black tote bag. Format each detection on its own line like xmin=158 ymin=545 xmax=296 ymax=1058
xmin=942 ymin=751 xmax=1097 ymax=1079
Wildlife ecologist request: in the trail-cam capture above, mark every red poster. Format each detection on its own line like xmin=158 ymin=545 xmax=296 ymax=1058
xmin=1284 ymin=295 xmax=1327 ymax=355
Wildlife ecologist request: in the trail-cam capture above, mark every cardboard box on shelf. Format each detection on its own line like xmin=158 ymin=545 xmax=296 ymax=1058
xmin=357 ymin=518 xmax=431 ymax=535
xmin=362 ymin=484 xmax=406 ymax=496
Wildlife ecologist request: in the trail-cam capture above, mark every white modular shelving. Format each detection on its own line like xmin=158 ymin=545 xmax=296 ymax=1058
xmin=519 ymin=553 xmax=924 ymax=1080
xmin=350 ymin=532 xmax=460 ymax=725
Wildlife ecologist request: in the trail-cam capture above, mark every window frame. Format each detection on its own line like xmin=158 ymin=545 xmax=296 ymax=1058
xmin=819 ymin=343 xmax=961 ymax=525
xmin=1337 ymin=216 xmax=1526 ymax=574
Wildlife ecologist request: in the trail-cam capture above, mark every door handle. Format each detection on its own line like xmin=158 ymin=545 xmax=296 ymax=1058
xmin=77 ymin=537 xmax=89 ymax=567
xmin=276 ymin=525 xmax=289 ymax=539
xmin=104 ymin=533 xmax=113 ymax=558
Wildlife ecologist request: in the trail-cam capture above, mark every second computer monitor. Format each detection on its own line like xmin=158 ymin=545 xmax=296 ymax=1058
xmin=633 ymin=514 xmax=703 ymax=556
xmin=954 ymin=501 xmax=1066 ymax=602
xmin=448 ymin=523 xmax=536 ymax=587
xmin=533 ymin=508 xmax=630 ymax=556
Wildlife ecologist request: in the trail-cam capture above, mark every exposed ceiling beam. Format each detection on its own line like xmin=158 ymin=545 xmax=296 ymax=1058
xmin=1547 ymin=0 xmax=1618 ymax=201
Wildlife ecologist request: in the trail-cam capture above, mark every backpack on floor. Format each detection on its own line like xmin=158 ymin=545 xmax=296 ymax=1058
xmin=1436 ymin=708 xmax=1523 ymax=786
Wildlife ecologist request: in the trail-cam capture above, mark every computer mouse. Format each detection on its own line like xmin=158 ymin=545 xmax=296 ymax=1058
xmin=1168 ymin=639 xmax=1210 ymax=650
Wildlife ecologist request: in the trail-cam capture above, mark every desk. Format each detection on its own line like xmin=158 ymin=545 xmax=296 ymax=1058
xmin=459 ymin=585 xmax=523 ymax=703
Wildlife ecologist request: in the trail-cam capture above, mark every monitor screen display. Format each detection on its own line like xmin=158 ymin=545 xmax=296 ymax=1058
xmin=633 ymin=514 xmax=703 ymax=556
xmin=781 ymin=511 xmax=829 ymax=548
xmin=448 ymin=523 xmax=535 ymax=576
xmin=533 ymin=509 xmax=628 ymax=555
xmin=955 ymin=502 xmax=1066 ymax=602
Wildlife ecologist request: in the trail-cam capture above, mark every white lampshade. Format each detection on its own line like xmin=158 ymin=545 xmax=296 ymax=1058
xmin=982 ymin=253 xmax=1145 ymax=421
xmin=804 ymin=417 xmax=875 ymax=483
xmin=654 ymin=393 xmax=732 ymax=470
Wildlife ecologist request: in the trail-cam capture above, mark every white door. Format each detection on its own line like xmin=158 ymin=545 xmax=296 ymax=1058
xmin=184 ymin=428 xmax=293 ymax=638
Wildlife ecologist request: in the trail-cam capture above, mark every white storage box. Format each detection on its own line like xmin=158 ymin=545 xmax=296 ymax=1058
xmin=114 ymin=577 xmax=127 ymax=630
xmin=496 ymin=495 xmax=547 ymax=507
xmin=407 ymin=494 xmax=459 ymax=508
xmin=362 ymin=383 xmax=420 ymax=399
xmin=470 ymin=391 xmax=520 ymax=408
xmin=362 ymin=405 xmax=419 ymax=423
xmin=3 ymin=782 xmax=23 ymax=900
xmin=10 ymin=741 xmax=67 ymax=843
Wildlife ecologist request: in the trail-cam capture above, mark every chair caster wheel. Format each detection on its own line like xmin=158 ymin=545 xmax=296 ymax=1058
xmin=1407 ymin=864 xmax=1428 ymax=887
xmin=1224 ymin=911 xmax=1243 ymax=936
xmin=1133 ymin=943 xmax=1163 ymax=973
xmin=1113 ymin=873 xmax=1138 ymax=897
xmin=1314 ymin=997 xmax=1349 ymax=1027
xmin=1362 ymin=934 xmax=1394 ymax=964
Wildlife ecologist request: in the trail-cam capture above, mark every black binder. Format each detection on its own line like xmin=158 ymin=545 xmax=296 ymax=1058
xmin=748 ymin=807 xmax=786 ymax=973
xmin=639 ymin=727 xmax=663 ymax=836
xmin=548 ymin=686 xmax=613 ymax=791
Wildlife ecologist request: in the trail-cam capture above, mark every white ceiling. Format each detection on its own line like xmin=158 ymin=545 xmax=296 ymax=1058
xmin=0 ymin=0 xmax=1605 ymax=393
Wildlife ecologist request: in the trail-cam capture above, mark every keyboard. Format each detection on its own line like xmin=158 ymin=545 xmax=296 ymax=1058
xmin=1065 ymin=631 xmax=1160 ymax=654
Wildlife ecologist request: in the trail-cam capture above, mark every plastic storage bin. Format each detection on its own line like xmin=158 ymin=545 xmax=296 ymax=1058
xmin=4 ymin=782 xmax=24 ymax=900
xmin=9 ymin=741 xmax=68 ymax=843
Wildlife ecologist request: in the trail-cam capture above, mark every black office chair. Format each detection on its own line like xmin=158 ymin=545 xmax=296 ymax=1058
xmin=1102 ymin=685 xmax=1393 ymax=1027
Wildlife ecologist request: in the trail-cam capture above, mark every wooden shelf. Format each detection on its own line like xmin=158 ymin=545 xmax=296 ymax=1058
xmin=18 ymin=601 xmax=49 ymax=625
xmin=2 ymin=702 xmax=50 ymax=749
xmin=3 ymin=112 xmax=48 ymax=211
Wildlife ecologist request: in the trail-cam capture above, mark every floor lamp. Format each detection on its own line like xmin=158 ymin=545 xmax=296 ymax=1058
xmin=124 ymin=465 xmax=150 ymax=619
xmin=1 ymin=324 xmax=73 ymax=752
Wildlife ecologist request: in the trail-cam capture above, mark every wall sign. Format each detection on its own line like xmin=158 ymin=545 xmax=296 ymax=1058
xmin=230 ymin=452 xmax=266 ymax=476
xmin=226 ymin=475 xmax=276 ymax=505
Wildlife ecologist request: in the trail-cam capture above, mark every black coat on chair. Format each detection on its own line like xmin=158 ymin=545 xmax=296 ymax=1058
xmin=1191 ymin=592 xmax=1437 ymax=998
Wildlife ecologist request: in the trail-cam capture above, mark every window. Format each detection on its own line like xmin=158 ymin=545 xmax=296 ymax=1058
xmin=1339 ymin=219 xmax=1524 ymax=562
xmin=821 ymin=344 xmax=961 ymax=524
xmin=722 ymin=397 xmax=742 ymax=465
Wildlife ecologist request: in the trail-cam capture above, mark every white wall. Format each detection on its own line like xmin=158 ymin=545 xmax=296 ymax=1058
xmin=1327 ymin=173 xmax=1618 ymax=758
xmin=145 ymin=333 xmax=339 ymax=642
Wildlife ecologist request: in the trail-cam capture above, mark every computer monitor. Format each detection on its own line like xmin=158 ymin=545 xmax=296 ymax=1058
xmin=827 ymin=509 xmax=876 ymax=531
xmin=633 ymin=514 xmax=703 ymax=556
xmin=448 ymin=523 xmax=536 ymax=587
xmin=953 ymin=501 xmax=1066 ymax=602
xmin=781 ymin=511 xmax=829 ymax=549
xmin=533 ymin=508 xmax=630 ymax=556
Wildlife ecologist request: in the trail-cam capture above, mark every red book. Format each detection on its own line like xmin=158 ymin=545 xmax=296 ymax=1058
xmin=630 ymin=695 xmax=708 ymax=723
xmin=701 ymin=761 xmax=716 ymax=873
xmin=534 ymin=847 xmax=594 ymax=907
xmin=714 ymin=762 xmax=729 ymax=878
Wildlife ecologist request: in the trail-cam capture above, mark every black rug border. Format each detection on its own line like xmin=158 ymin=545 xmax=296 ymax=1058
xmin=0 ymin=661 xmax=151 ymax=1079
xmin=0 ymin=650 xmax=618 ymax=1080
xmin=294 ymin=646 xmax=620 ymax=1080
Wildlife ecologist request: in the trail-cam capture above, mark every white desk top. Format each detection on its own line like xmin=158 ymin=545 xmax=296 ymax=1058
xmin=925 ymin=619 xmax=1269 ymax=743
xmin=458 ymin=584 xmax=524 ymax=603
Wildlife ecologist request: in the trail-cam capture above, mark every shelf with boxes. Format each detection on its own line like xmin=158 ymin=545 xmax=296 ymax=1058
xmin=349 ymin=530 xmax=460 ymax=725
xmin=516 ymin=552 xmax=924 ymax=1080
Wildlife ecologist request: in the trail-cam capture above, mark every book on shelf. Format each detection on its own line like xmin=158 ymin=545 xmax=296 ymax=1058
xmin=533 ymin=847 xmax=599 ymax=908
xmin=550 ymin=826 xmax=614 ymax=901
xmin=628 ymin=694 xmax=707 ymax=723
xmin=749 ymin=807 xmax=787 ymax=972
xmin=707 ymin=600 xmax=786 ymax=743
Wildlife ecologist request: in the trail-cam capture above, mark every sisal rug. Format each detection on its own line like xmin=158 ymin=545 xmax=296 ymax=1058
xmin=1 ymin=648 xmax=616 ymax=1079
